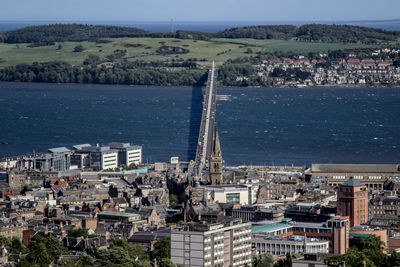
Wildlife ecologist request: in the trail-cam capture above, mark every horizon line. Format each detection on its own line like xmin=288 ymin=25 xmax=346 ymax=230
xmin=0 ymin=18 xmax=399 ymax=23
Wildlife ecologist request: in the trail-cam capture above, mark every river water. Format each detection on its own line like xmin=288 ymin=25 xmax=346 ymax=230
xmin=0 ymin=82 xmax=399 ymax=166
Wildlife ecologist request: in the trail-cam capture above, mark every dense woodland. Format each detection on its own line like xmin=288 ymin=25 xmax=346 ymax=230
xmin=0 ymin=61 xmax=207 ymax=86
xmin=216 ymin=25 xmax=298 ymax=40
xmin=296 ymin=24 xmax=400 ymax=44
xmin=0 ymin=24 xmax=148 ymax=43
xmin=1 ymin=23 xmax=399 ymax=44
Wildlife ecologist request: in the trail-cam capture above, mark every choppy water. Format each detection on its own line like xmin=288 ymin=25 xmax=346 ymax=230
xmin=0 ymin=82 xmax=399 ymax=166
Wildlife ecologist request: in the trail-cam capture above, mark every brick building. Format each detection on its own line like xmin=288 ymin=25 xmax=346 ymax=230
xmin=337 ymin=178 xmax=368 ymax=227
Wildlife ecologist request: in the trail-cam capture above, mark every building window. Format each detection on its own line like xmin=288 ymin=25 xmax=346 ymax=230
xmin=226 ymin=193 xmax=240 ymax=204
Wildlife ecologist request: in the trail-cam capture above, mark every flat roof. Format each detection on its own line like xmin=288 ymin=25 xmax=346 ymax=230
xmin=312 ymin=164 xmax=400 ymax=173
xmin=252 ymin=223 xmax=291 ymax=233
xmin=48 ymin=147 xmax=71 ymax=153
xmin=73 ymin=144 xmax=91 ymax=150
xmin=293 ymin=221 xmax=327 ymax=228
xmin=108 ymin=142 xmax=141 ymax=149
xmin=78 ymin=146 xmax=117 ymax=153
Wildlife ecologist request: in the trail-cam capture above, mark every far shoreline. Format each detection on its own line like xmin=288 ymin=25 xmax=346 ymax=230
xmin=0 ymin=81 xmax=399 ymax=90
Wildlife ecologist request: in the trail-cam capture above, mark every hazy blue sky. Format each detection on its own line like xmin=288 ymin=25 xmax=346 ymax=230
xmin=1 ymin=0 xmax=399 ymax=22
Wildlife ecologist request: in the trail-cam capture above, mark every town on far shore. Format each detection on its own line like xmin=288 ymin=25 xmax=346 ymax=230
xmin=244 ymin=47 xmax=400 ymax=87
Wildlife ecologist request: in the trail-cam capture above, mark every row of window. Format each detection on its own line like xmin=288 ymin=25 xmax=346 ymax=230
xmin=331 ymin=175 xmax=383 ymax=180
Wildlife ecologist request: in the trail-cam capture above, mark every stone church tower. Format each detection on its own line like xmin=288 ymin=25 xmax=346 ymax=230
xmin=209 ymin=127 xmax=223 ymax=185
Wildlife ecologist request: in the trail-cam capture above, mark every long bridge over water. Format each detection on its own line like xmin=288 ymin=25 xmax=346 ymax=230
xmin=188 ymin=61 xmax=218 ymax=180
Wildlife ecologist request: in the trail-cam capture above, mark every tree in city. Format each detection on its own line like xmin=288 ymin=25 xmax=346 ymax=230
xmin=18 ymin=239 xmax=52 ymax=267
xmin=76 ymin=254 xmax=94 ymax=267
xmin=253 ymin=253 xmax=274 ymax=267
xmin=130 ymin=243 xmax=149 ymax=262
xmin=17 ymin=234 xmax=68 ymax=267
xmin=95 ymin=246 xmax=137 ymax=266
xmin=158 ymin=258 xmax=176 ymax=267
xmin=325 ymin=235 xmax=389 ymax=267
xmin=274 ymin=254 xmax=292 ymax=267
xmin=153 ymin=237 xmax=171 ymax=261
xmin=0 ymin=235 xmax=11 ymax=247
xmin=10 ymin=237 xmax=25 ymax=254
xmin=169 ymin=194 xmax=178 ymax=208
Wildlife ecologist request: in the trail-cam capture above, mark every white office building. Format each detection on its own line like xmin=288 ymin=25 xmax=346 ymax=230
xmin=71 ymin=145 xmax=118 ymax=170
xmin=253 ymin=235 xmax=329 ymax=256
xmin=109 ymin=142 xmax=142 ymax=166
xmin=203 ymin=184 xmax=259 ymax=205
xmin=101 ymin=150 xmax=118 ymax=169
xmin=171 ymin=218 xmax=252 ymax=267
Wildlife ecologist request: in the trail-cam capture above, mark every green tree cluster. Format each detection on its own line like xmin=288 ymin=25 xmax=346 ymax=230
xmin=17 ymin=234 xmax=68 ymax=267
xmin=67 ymin=228 xmax=94 ymax=238
xmin=58 ymin=254 xmax=94 ymax=267
xmin=215 ymin=24 xmax=399 ymax=44
xmin=296 ymin=24 xmax=399 ymax=44
xmin=3 ymin=23 xmax=398 ymax=45
xmin=3 ymin=24 xmax=147 ymax=43
xmin=218 ymin=60 xmax=258 ymax=86
xmin=325 ymin=235 xmax=400 ymax=267
xmin=169 ymin=194 xmax=178 ymax=209
xmin=0 ymin=235 xmax=25 ymax=255
xmin=83 ymin=54 xmax=101 ymax=66
xmin=216 ymin=25 xmax=298 ymax=40
xmin=152 ymin=237 xmax=171 ymax=262
xmin=121 ymin=163 xmax=138 ymax=170
xmin=94 ymin=239 xmax=150 ymax=267
xmin=0 ymin=61 xmax=207 ymax=86
xmin=252 ymin=253 xmax=274 ymax=267
xmin=73 ymin=44 xmax=85 ymax=52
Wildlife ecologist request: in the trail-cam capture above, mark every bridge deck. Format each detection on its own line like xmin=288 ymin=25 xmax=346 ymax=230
xmin=189 ymin=61 xmax=217 ymax=179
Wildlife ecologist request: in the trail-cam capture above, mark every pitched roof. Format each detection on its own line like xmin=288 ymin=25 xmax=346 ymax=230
xmin=341 ymin=177 xmax=365 ymax=187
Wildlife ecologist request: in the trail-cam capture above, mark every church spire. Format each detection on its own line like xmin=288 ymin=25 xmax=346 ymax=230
xmin=212 ymin=126 xmax=222 ymax=157
xmin=210 ymin=126 xmax=223 ymax=185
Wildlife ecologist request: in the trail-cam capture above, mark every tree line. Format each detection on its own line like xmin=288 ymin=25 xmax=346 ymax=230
xmin=1 ymin=24 xmax=148 ymax=43
xmin=296 ymin=24 xmax=400 ymax=44
xmin=1 ymin=23 xmax=399 ymax=44
xmin=0 ymin=61 xmax=208 ymax=86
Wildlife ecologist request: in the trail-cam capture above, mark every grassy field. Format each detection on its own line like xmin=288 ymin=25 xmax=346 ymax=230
xmin=0 ymin=37 xmax=386 ymax=68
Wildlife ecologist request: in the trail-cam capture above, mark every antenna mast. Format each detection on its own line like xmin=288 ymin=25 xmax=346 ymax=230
xmin=170 ymin=19 xmax=174 ymax=33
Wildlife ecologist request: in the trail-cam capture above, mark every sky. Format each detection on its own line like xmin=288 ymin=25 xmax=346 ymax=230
xmin=0 ymin=0 xmax=399 ymax=22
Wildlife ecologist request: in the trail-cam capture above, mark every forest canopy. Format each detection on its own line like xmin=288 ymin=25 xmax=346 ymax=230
xmin=1 ymin=23 xmax=399 ymax=44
